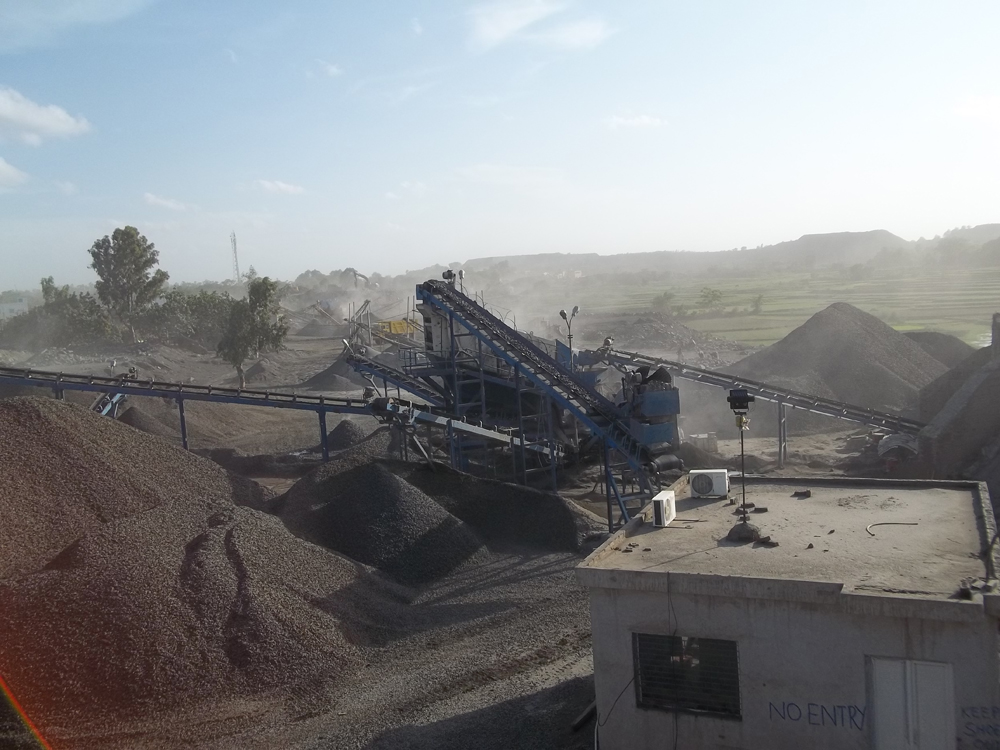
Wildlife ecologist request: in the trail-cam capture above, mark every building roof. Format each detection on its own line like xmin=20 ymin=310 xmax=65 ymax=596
xmin=578 ymin=475 xmax=998 ymax=607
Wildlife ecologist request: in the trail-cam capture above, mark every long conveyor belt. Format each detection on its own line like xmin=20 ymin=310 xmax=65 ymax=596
xmin=599 ymin=348 xmax=925 ymax=434
xmin=0 ymin=364 xmax=549 ymax=454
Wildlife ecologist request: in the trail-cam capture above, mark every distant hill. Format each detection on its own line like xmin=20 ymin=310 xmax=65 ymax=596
xmin=451 ymin=229 xmax=911 ymax=277
xmin=745 ymin=230 xmax=909 ymax=269
xmin=940 ymin=224 xmax=1000 ymax=245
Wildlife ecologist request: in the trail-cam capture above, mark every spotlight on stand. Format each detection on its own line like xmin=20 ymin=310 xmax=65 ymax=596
xmin=726 ymin=388 xmax=760 ymax=542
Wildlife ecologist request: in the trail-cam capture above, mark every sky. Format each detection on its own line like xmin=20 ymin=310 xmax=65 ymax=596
xmin=1 ymin=1 xmax=1000 ymax=288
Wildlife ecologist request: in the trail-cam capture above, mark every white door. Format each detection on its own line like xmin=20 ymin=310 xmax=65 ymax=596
xmin=871 ymin=657 xmax=955 ymax=750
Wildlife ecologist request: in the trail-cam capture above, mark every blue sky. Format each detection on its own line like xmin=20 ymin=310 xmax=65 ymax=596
xmin=1 ymin=1 xmax=999 ymax=288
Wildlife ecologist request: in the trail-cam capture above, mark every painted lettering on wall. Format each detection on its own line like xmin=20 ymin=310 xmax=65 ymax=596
xmin=961 ymin=706 xmax=1000 ymax=749
xmin=769 ymin=701 xmax=866 ymax=730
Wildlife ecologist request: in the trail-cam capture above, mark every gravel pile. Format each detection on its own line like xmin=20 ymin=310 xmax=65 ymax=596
xmin=326 ymin=418 xmax=368 ymax=449
xmin=118 ymin=405 xmax=179 ymax=440
xmin=0 ymin=505 xmax=403 ymax=726
xmin=0 ymin=398 xmax=243 ymax=578
xmin=302 ymin=352 xmax=367 ymax=390
xmin=728 ymin=303 xmax=946 ymax=412
xmin=387 ymin=460 xmax=603 ymax=551
xmin=904 ymin=331 xmax=975 ymax=368
xmin=279 ymin=462 xmax=488 ymax=585
xmin=921 ymin=345 xmax=995 ymax=420
xmin=0 ymin=397 xmax=408 ymax=728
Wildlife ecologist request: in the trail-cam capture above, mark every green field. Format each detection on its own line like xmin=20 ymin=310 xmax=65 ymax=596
xmin=582 ymin=265 xmax=1000 ymax=347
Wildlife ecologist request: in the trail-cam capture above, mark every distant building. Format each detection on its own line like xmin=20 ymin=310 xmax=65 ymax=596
xmin=577 ymin=474 xmax=999 ymax=750
xmin=0 ymin=298 xmax=28 ymax=320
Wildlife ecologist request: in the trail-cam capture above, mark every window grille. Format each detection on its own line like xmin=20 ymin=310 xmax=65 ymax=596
xmin=632 ymin=633 xmax=741 ymax=719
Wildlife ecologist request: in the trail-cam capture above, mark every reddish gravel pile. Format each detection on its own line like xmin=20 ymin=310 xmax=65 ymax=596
xmin=117 ymin=405 xmax=179 ymax=440
xmin=0 ymin=398 xmax=401 ymax=727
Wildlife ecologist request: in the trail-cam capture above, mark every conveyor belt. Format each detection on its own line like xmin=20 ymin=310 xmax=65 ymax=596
xmin=345 ymin=352 xmax=446 ymax=407
xmin=417 ymin=281 xmax=652 ymax=485
xmin=599 ymin=348 xmax=925 ymax=434
xmin=0 ymin=365 xmax=546 ymax=453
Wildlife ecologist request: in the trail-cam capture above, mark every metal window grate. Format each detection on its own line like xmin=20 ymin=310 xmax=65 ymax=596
xmin=633 ymin=633 xmax=742 ymax=719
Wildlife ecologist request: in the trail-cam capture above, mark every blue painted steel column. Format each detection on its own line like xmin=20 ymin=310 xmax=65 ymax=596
xmin=177 ymin=398 xmax=189 ymax=450
xmin=319 ymin=410 xmax=329 ymax=462
xmin=515 ymin=365 xmax=527 ymax=485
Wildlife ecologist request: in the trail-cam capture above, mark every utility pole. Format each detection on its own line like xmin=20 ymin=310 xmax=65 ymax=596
xmin=231 ymin=232 xmax=241 ymax=283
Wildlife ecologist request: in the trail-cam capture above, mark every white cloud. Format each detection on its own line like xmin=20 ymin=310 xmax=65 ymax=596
xmin=255 ymin=179 xmax=305 ymax=195
xmin=605 ymin=114 xmax=663 ymax=130
xmin=144 ymin=192 xmax=186 ymax=210
xmin=0 ymin=87 xmax=90 ymax=145
xmin=0 ymin=0 xmax=155 ymax=53
xmin=401 ymin=180 xmax=428 ymax=196
xmin=412 ymin=18 xmax=423 ymax=35
xmin=316 ymin=59 xmax=343 ymax=77
xmin=0 ymin=157 xmax=28 ymax=188
xmin=225 ymin=47 xmax=238 ymax=64
xmin=529 ymin=18 xmax=614 ymax=49
xmin=467 ymin=0 xmax=567 ymax=50
xmin=385 ymin=191 xmax=399 ymax=200
xmin=55 ymin=180 xmax=77 ymax=195
xmin=955 ymin=95 xmax=1000 ymax=127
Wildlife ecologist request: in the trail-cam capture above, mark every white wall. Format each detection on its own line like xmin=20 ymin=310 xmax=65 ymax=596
xmin=590 ymin=586 xmax=1000 ymax=750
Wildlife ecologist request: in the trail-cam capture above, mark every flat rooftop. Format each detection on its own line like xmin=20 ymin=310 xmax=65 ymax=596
xmin=580 ymin=475 xmax=995 ymax=600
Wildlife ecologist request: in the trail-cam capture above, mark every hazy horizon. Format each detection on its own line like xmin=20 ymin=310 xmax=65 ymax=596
xmin=3 ymin=1 xmax=1000 ymax=287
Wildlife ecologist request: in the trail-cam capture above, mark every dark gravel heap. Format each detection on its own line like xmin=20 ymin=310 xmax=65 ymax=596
xmin=302 ymin=352 xmax=367 ymax=390
xmin=904 ymin=331 xmax=975 ymax=368
xmin=387 ymin=460 xmax=601 ymax=551
xmin=279 ymin=462 xmax=488 ymax=585
xmin=728 ymin=302 xmax=946 ymax=412
xmin=327 ymin=419 xmax=368 ymax=449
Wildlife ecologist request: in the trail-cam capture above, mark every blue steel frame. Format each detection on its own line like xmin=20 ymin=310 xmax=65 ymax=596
xmin=415 ymin=282 xmax=651 ymax=527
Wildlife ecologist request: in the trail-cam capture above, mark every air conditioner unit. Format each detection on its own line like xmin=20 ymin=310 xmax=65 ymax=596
xmin=689 ymin=469 xmax=729 ymax=498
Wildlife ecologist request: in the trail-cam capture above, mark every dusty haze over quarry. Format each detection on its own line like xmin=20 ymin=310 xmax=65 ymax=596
xmin=2 ymin=1 xmax=1000 ymax=286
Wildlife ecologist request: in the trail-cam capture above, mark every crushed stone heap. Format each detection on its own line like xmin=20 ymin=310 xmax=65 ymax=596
xmin=0 ymin=398 xmax=401 ymax=727
xmin=727 ymin=302 xmax=947 ymax=412
xmin=278 ymin=461 xmax=488 ymax=585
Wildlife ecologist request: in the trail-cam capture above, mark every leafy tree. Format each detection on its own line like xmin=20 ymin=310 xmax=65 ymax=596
xmin=651 ymin=290 xmax=676 ymax=312
xmin=750 ymin=294 xmax=765 ymax=314
xmin=139 ymin=289 xmax=235 ymax=349
xmin=0 ymin=277 xmax=118 ymax=350
xmin=216 ymin=277 xmax=288 ymax=387
xmin=699 ymin=287 xmax=723 ymax=308
xmin=88 ymin=226 xmax=169 ymax=342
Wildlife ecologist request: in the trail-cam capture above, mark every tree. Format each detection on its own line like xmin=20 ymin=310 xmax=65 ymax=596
xmin=139 ymin=289 xmax=235 ymax=348
xmin=216 ymin=276 xmax=288 ymax=387
xmin=750 ymin=294 xmax=765 ymax=314
xmin=699 ymin=287 xmax=723 ymax=308
xmin=0 ymin=277 xmax=117 ymax=350
xmin=651 ymin=290 xmax=676 ymax=312
xmin=88 ymin=226 xmax=169 ymax=342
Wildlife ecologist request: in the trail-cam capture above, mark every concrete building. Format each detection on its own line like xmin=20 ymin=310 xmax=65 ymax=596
xmin=577 ymin=474 xmax=999 ymax=750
